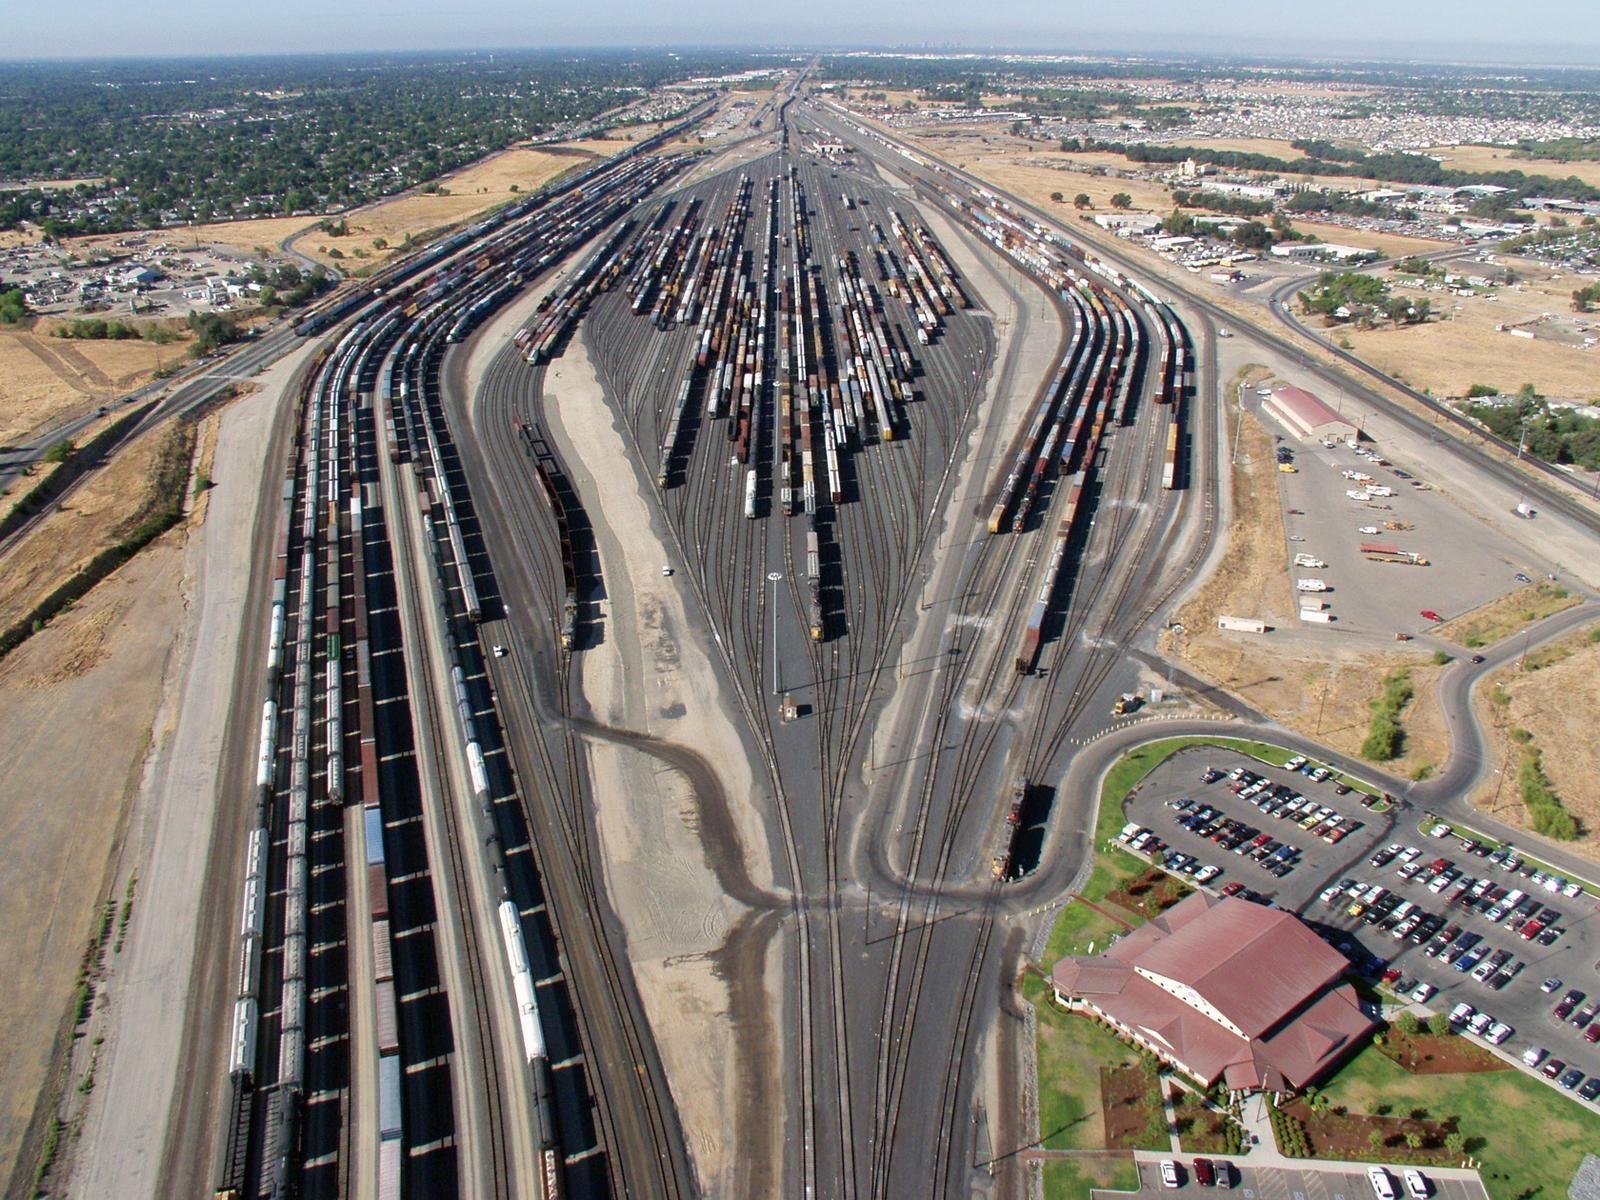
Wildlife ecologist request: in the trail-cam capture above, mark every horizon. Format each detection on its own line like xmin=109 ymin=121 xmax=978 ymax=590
xmin=4 ymin=1 xmax=1600 ymax=69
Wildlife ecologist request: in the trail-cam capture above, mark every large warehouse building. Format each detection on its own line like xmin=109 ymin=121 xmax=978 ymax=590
xmin=1264 ymin=386 xmax=1359 ymax=443
xmin=1050 ymin=892 xmax=1375 ymax=1093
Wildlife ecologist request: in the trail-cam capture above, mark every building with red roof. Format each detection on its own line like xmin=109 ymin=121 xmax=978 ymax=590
xmin=1049 ymin=891 xmax=1375 ymax=1092
xmin=1264 ymin=385 xmax=1359 ymax=443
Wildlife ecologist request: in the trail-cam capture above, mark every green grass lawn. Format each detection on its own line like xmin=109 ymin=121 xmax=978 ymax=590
xmin=1043 ymin=1157 xmax=1140 ymax=1200
xmin=1043 ymin=897 xmax=1129 ymax=965
xmin=1320 ymin=1042 xmax=1600 ymax=1200
xmin=1023 ymin=974 xmax=1168 ymax=1154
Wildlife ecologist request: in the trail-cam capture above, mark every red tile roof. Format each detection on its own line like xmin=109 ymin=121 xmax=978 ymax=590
xmin=1131 ymin=893 xmax=1349 ymax=1039
xmin=1049 ymin=893 xmax=1374 ymax=1090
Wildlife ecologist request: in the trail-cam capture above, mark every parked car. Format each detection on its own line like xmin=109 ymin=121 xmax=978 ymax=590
xmin=1193 ymin=1158 xmax=1216 ymax=1188
xmin=1161 ymin=1161 xmax=1181 ymax=1189
xmin=1403 ymin=1170 xmax=1432 ymax=1200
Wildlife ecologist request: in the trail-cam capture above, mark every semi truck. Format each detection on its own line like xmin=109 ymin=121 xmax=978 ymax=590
xmin=1360 ymin=542 xmax=1429 ymax=565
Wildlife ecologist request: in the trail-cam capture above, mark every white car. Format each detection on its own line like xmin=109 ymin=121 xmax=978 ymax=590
xmin=1468 ymin=1012 xmax=1493 ymax=1036
xmin=1195 ymin=864 xmax=1221 ymax=885
xmin=1564 ymin=881 xmax=1584 ymax=898
xmin=1486 ymin=1021 xmax=1513 ymax=1045
xmin=1410 ymin=982 xmax=1436 ymax=1004
xmin=1448 ymin=1002 xmax=1474 ymax=1026
xmin=1369 ymin=1167 xmax=1397 ymax=1200
xmin=1428 ymin=823 xmax=1452 ymax=839
xmin=1523 ymin=1045 xmax=1548 ymax=1068
xmin=1403 ymin=1169 xmax=1432 ymax=1200
xmin=1161 ymin=1160 xmax=1181 ymax=1189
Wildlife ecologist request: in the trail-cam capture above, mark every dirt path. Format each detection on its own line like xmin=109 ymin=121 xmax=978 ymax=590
xmin=540 ymin=329 xmax=781 ymax=1196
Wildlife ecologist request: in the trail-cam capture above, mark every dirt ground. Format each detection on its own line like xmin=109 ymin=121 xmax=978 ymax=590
xmin=0 ymin=535 xmax=185 ymax=1189
xmin=539 ymin=328 xmax=777 ymax=1196
xmin=0 ymin=326 xmax=178 ymax=447
xmin=1173 ymin=395 xmax=1449 ymax=775
xmin=1471 ymin=628 xmax=1600 ymax=859
xmin=0 ymin=420 xmax=184 ymax=632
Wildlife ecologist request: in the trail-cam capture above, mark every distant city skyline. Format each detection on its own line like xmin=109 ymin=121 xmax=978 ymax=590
xmin=5 ymin=0 xmax=1600 ymax=64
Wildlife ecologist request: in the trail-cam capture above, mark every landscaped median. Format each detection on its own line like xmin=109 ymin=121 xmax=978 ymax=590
xmin=1020 ymin=971 xmax=1164 ymax=1200
xmin=1298 ymin=1026 xmax=1600 ymax=1200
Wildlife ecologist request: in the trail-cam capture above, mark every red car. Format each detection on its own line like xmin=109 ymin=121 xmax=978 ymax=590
xmin=1420 ymin=610 xmax=1444 ymax=623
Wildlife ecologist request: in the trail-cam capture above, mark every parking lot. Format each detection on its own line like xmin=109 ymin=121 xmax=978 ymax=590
xmin=1117 ymin=744 xmax=1600 ymax=1109
xmin=1118 ymin=1158 xmax=1490 ymax=1200
xmin=1123 ymin=746 xmax=1400 ymax=916
xmin=1245 ymin=389 xmax=1538 ymax=637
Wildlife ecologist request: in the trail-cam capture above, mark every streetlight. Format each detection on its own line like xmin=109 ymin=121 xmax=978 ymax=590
xmin=767 ymin=571 xmax=783 ymax=696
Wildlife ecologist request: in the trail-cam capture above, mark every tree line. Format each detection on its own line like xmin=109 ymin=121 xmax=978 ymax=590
xmin=0 ymin=51 xmax=760 ymax=235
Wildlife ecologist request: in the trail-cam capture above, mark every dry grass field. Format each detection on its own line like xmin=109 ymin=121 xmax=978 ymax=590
xmin=1341 ymin=269 xmax=1600 ymax=401
xmin=1434 ymin=144 xmax=1600 ymax=190
xmin=0 ymin=421 xmax=186 ymax=634
xmin=0 ymin=326 xmax=179 ymax=447
xmin=1473 ymin=628 xmax=1600 ymax=859
xmin=1289 ymin=219 xmax=1454 ymax=259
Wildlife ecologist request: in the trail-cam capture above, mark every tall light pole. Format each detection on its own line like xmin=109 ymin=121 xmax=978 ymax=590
xmin=767 ymin=571 xmax=783 ymax=696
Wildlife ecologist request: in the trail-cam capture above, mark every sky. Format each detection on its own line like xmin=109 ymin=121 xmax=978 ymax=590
xmin=6 ymin=0 xmax=1600 ymax=64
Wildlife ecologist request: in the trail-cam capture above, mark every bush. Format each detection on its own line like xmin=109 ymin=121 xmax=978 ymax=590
xmin=1362 ymin=669 xmax=1413 ymax=761
xmin=1519 ymin=747 xmax=1578 ymax=839
xmin=1395 ymin=1011 xmax=1420 ymax=1036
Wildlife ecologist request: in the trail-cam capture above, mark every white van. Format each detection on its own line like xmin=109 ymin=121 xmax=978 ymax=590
xmin=1369 ymin=1167 xmax=1397 ymax=1200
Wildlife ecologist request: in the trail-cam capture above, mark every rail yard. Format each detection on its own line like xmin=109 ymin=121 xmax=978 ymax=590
xmin=17 ymin=39 xmax=1600 ymax=1200
xmin=179 ymin=64 xmax=1237 ymax=1196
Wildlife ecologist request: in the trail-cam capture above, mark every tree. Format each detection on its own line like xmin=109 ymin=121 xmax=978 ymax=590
xmin=1406 ymin=1131 xmax=1423 ymax=1150
xmin=1368 ymin=1129 xmax=1385 ymax=1151
xmin=1110 ymin=192 xmax=1133 ymax=209
xmin=1395 ymin=1011 xmax=1420 ymax=1036
xmin=1445 ymin=1131 xmax=1466 ymax=1156
xmin=0 ymin=287 xmax=27 ymax=324
xmin=1050 ymin=191 xmax=1064 ymax=204
xmin=1074 ymin=193 xmax=1092 ymax=209
xmin=1427 ymin=1012 xmax=1452 ymax=1037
